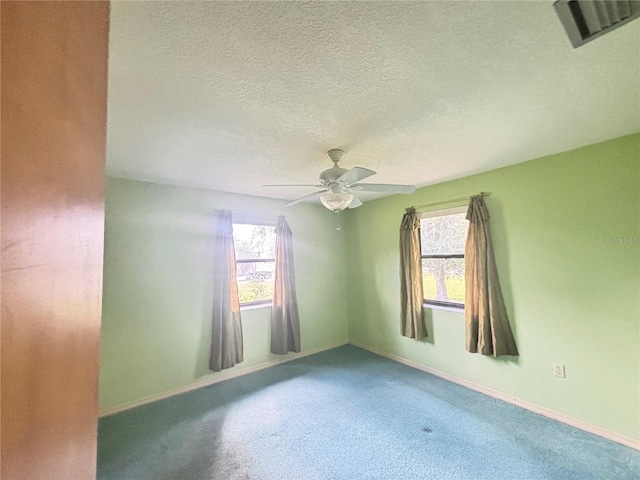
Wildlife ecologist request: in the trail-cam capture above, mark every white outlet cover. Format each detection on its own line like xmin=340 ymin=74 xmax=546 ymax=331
xmin=553 ymin=364 xmax=566 ymax=378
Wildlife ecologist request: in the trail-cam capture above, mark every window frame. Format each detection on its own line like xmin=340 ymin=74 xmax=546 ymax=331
xmin=232 ymin=216 xmax=277 ymax=308
xmin=418 ymin=205 xmax=468 ymax=311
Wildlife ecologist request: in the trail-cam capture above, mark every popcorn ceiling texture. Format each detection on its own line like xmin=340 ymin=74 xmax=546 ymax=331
xmin=106 ymin=1 xmax=640 ymax=201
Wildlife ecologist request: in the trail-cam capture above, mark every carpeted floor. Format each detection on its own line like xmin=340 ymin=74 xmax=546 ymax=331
xmin=98 ymin=345 xmax=639 ymax=480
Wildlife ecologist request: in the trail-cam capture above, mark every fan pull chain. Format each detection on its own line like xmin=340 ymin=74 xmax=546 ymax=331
xmin=336 ymin=212 xmax=341 ymax=231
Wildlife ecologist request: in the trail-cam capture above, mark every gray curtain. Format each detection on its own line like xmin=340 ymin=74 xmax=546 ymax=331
xmin=465 ymin=196 xmax=519 ymax=357
xmin=270 ymin=216 xmax=301 ymax=354
xmin=209 ymin=210 xmax=244 ymax=372
xmin=400 ymin=208 xmax=427 ymax=339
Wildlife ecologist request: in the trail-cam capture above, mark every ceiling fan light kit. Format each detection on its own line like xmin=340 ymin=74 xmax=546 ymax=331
xmin=268 ymin=149 xmax=417 ymax=212
xmin=320 ymin=192 xmax=354 ymax=212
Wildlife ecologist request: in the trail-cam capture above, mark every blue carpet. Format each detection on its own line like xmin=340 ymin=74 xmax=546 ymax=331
xmin=98 ymin=345 xmax=639 ymax=479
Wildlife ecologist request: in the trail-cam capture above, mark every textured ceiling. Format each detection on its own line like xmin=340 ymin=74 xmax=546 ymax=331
xmin=106 ymin=1 xmax=640 ymax=203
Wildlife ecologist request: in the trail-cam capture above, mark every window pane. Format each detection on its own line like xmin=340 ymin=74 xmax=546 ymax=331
xmin=422 ymin=258 xmax=465 ymax=304
xmin=420 ymin=213 xmax=467 ymax=255
xmin=233 ymin=224 xmax=276 ymax=260
xmin=237 ymin=261 xmax=275 ymax=304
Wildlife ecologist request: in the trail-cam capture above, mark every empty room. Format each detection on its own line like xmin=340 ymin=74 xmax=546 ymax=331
xmin=2 ymin=1 xmax=639 ymax=479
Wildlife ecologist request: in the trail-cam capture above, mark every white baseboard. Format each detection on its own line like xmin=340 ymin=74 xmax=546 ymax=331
xmin=349 ymin=341 xmax=639 ymax=451
xmin=99 ymin=340 xmax=348 ymax=418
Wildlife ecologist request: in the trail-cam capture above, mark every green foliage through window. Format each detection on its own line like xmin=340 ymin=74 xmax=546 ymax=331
xmin=238 ymin=278 xmax=274 ymax=305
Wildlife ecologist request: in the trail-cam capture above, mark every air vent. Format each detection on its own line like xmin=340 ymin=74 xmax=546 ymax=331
xmin=554 ymin=0 xmax=640 ymax=48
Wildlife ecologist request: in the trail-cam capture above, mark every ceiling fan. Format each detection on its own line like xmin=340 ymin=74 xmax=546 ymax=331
xmin=265 ymin=149 xmax=416 ymax=212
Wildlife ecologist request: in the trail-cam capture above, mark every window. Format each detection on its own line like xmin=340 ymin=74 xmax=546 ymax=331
xmin=233 ymin=223 xmax=276 ymax=306
xmin=419 ymin=206 xmax=469 ymax=309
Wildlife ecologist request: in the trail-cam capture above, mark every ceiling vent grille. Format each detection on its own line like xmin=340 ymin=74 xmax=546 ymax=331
xmin=554 ymin=0 xmax=640 ymax=47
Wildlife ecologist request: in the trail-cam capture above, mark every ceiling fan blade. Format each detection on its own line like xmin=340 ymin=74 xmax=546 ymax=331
xmin=348 ymin=195 xmax=363 ymax=209
xmin=350 ymin=183 xmax=416 ymax=194
xmin=263 ymin=184 xmax=323 ymax=187
xmin=282 ymin=190 xmax=327 ymax=207
xmin=337 ymin=167 xmax=376 ymax=185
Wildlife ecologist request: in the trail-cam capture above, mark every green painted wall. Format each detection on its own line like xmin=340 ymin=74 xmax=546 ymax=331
xmin=345 ymin=133 xmax=640 ymax=440
xmin=99 ymin=179 xmax=348 ymax=411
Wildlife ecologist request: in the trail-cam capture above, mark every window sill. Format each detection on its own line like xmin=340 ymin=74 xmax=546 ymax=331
xmin=423 ymin=302 xmax=464 ymax=314
xmin=240 ymin=302 xmax=271 ymax=311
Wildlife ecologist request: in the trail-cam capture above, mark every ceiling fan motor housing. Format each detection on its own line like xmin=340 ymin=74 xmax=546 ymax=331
xmin=320 ymin=166 xmax=349 ymax=186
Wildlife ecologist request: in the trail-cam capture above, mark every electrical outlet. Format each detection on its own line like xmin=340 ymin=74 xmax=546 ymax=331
xmin=553 ymin=364 xmax=566 ymax=378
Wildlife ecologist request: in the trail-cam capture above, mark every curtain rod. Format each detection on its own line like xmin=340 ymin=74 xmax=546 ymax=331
xmin=410 ymin=192 xmax=491 ymax=211
xmin=216 ymin=210 xmax=280 ymax=225
xmin=215 ymin=209 xmax=278 ymax=217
